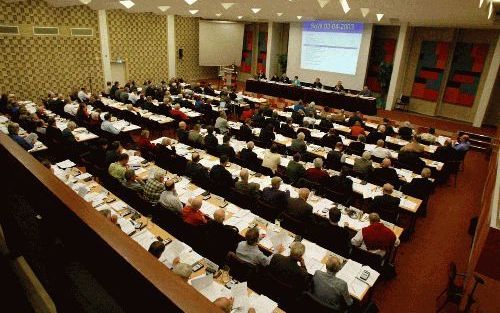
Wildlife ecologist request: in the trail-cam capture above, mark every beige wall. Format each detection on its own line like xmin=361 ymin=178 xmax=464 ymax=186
xmin=175 ymin=16 xmax=218 ymax=82
xmin=483 ymin=72 xmax=500 ymax=127
xmin=107 ymin=9 xmax=168 ymax=84
xmin=0 ymin=0 xmax=104 ymax=101
xmin=401 ymin=27 xmax=499 ymax=122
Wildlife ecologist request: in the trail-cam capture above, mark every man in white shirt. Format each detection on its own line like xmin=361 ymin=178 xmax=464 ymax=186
xmin=63 ymin=102 xmax=78 ymax=116
xmin=128 ymin=91 xmax=139 ymax=104
xmin=159 ymin=179 xmax=183 ymax=213
xmin=236 ymin=227 xmax=283 ymax=266
xmin=351 ymin=213 xmax=400 ymax=257
xmin=261 ymin=144 xmax=281 ymax=173
xmin=101 ymin=113 xmax=120 ymax=135
xmin=371 ymin=139 xmax=392 ymax=159
xmin=77 ymin=87 xmax=90 ymax=102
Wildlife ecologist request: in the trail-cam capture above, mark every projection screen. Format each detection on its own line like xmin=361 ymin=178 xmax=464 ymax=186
xmin=199 ymin=20 xmax=245 ymax=66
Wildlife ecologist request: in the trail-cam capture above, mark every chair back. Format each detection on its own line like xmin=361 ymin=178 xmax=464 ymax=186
xmin=400 ymin=95 xmax=410 ymax=104
xmin=280 ymin=212 xmax=307 ymax=236
xmin=350 ymin=246 xmax=384 ymax=271
xmin=293 ymin=292 xmax=341 ymax=313
xmin=258 ymin=270 xmax=297 ymax=311
xmin=224 ymin=252 xmax=257 ymax=283
xmin=255 ymin=199 xmax=283 ymax=221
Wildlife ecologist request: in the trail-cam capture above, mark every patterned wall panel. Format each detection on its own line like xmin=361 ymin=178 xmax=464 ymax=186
xmin=107 ymin=10 xmax=168 ymax=84
xmin=257 ymin=31 xmax=267 ymax=73
xmin=443 ymin=43 xmax=489 ymax=107
xmin=240 ymin=26 xmax=253 ymax=73
xmin=365 ymin=38 xmax=396 ymax=92
xmin=0 ymin=0 xmax=103 ymax=101
xmin=175 ymin=16 xmax=218 ymax=82
xmin=411 ymin=41 xmax=450 ymax=102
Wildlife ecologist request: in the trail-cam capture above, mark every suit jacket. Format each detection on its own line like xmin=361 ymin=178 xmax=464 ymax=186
xmin=176 ymin=128 xmax=189 ymax=143
xmin=185 ymin=161 xmax=209 ymax=182
xmin=239 ymin=148 xmax=259 ymax=166
xmin=372 ymin=167 xmax=400 ymax=187
xmin=322 ymin=134 xmax=342 ymax=149
xmin=369 ymin=194 xmax=400 ymax=223
xmin=290 ymin=139 xmax=307 ymax=154
xmin=203 ymin=133 xmax=218 ymax=150
xmin=205 ymin=220 xmax=240 ymax=264
xmin=239 ymin=124 xmax=253 ymax=142
xmin=398 ymin=150 xmax=425 ymax=172
xmin=325 ymin=150 xmax=343 ymax=170
xmin=328 ymin=175 xmax=353 ymax=197
xmin=311 ymin=270 xmax=352 ymax=311
xmin=434 ymin=146 xmax=457 ymax=163
xmin=353 ymin=158 xmax=373 ymax=176
xmin=268 ymin=254 xmax=310 ymax=294
xmin=318 ymin=221 xmax=351 ymax=257
xmin=286 ymin=197 xmax=313 ymax=222
xmin=297 ymin=127 xmax=311 ymax=141
xmin=261 ymin=187 xmax=289 ymax=210
xmin=366 ymin=131 xmax=386 ymax=144
xmin=217 ymin=144 xmax=236 ymax=160
xmin=305 ymin=168 xmax=330 ymax=184
xmin=348 ymin=141 xmax=365 ymax=155
xmin=286 ymin=160 xmax=306 ymax=183
xmin=403 ymin=177 xmax=434 ymax=201
xmin=235 ymin=181 xmax=261 ymax=198
xmin=280 ymin=124 xmax=296 ymax=138
xmin=210 ymin=164 xmax=235 ymax=188
xmin=398 ymin=126 xmax=413 ymax=140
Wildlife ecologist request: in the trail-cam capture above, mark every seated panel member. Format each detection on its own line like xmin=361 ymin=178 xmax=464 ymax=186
xmin=312 ymin=77 xmax=323 ymax=89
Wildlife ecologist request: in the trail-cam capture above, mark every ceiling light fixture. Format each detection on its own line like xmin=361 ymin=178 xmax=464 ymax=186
xmin=79 ymin=0 xmax=92 ymax=4
xmin=215 ymin=13 xmax=222 ymax=17
xmin=189 ymin=9 xmax=199 ymax=15
xmin=297 ymin=16 xmax=303 ymax=20
xmin=237 ymin=15 xmax=243 ymax=19
xmin=251 ymin=8 xmax=261 ymax=14
xmin=339 ymin=0 xmax=350 ymax=14
xmin=158 ymin=6 xmax=170 ymax=12
xmin=184 ymin=0 xmax=197 ymax=5
xmin=360 ymin=8 xmax=369 ymax=18
xmin=488 ymin=1 xmax=493 ymax=19
xmin=221 ymin=3 xmax=235 ymax=10
xmin=317 ymin=0 xmax=330 ymax=8
xmin=376 ymin=13 xmax=384 ymax=21
xmin=479 ymin=0 xmax=484 ymax=7
xmin=119 ymin=0 xmax=135 ymax=9
xmin=277 ymin=12 xmax=283 ymax=16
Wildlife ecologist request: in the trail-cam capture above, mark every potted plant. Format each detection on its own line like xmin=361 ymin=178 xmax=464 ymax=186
xmin=277 ymin=54 xmax=287 ymax=74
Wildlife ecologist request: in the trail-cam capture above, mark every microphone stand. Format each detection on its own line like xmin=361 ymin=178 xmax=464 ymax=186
xmin=462 ymin=275 xmax=484 ymax=313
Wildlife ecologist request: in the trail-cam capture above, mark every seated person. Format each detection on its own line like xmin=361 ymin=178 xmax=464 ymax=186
xmin=372 ymin=139 xmax=392 ymax=159
xmin=239 ymin=119 xmax=253 ymax=142
xmin=290 ymin=132 xmax=307 ymax=154
xmin=61 ymin=121 xmax=78 ymax=145
xmin=350 ymin=121 xmax=365 ymax=137
xmin=327 ymin=166 xmax=353 ymax=198
xmin=305 ymin=158 xmax=330 ymax=184
xmin=398 ymin=121 xmax=413 ymax=141
xmin=419 ymin=127 xmax=437 ymax=144
xmin=333 ymin=80 xmax=345 ymax=92
xmin=267 ymin=242 xmax=310 ymax=294
xmin=286 ymin=188 xmax=313 ymax=222
xmin=259 ymin=124 xmax=276 ymax=146
xmin=280 ymin=117 xmax=296 ymax=138
xmin=347 ymin=134 xmax=366 ymax=155
xmin=154 ymin=137 xmax=176 ymax=160
xmin=261 ymin=144 xmax=281 ymax=174
xmin=137 ymin=129 xmax=155 ymax=152
xmin=382 ymin=118 xmax=395 ymax=136
xmin=402 ymin=136 xmax=425 ymax=154
xmin=454 ymin=134 xmax=471 ymax=153
xmin=331 ymin=109 xmax=346 ymax=123
xmin=402 ymin=167 xmax=434 ymax=203
xmin=262 ymin=176 xmax=290 ymax=209
xmin=322 ymin=128 xmax=342 ymax=149
xmin=434 ymin=138 xmax=457 ymax=163
xmin=213 ymin=297 xmax=256 ymax=313
xmin=105 ymin=140 xmax=123 ymax=165
xmin=101 ymin=113 xmax=120 ymax=135
xmin=7 ymin=122 xmax=34 ymax=150
xmin=122 ymin=168 xmax=145 ymax=193
xmin=210 ymin=154 xmax=236 ymax=189
xmin=217 ymin=134 xmax=236 ymax=160
xmin=280 ymin=73 xmax=290 ymax=84
xmin=206 ymin=209 xmax=240 ymax=263
xmin=108 ymin=153 xmax=129 ymax=181
xmin=270 ymin=75 xmax=279 ymax=82
xmin=187 ymin=124 xmax=203 ymax=146
xmin=372 ymin=158 xmax=400 ymax=188
xmin=311 ymin=255 xmax=353 ymax=311
xmin=292 ymin=75 xmax=301 ymax=87
xmin=351 ymin=213 xmax=399 ymax=257
xmin=353 ymin=151 xmax=374 ymax=177
xmin=215 ymin=111 xmax=230 ymax=134
xmin=293 ymin=100 xmax=305 ymax=112
xmin=257 ymin=70 xmax=266 ymax=80
xmin=312 ymin=77 xmax=323 ymax=89
xmin=318 ymin=208 xmax=351 ymax=257
xmin=143 ymin=169 xmax=166 ymax=204
xmin=369 ymin=183 xmax=400 ymax=223
xmin=366 ymin=125 xmax=387 ymax=144
xmin=235 ymin=169 xmax=261 ymax=198
xmin=170 ymin=104 xmax=190 ymax=121
xmin=347 ymin=111 xmax=364 ymax=127
xmin=148 ymin=241 xmax=165 ymax=259
xmin=236 ymin=226 xmax=285 ymax=268
xmin=159 ymin=179 xmax=183 ymax=213
xmin=203 ymin=125 xmax=218 ymax=151
xmin=185 ymin=152 xmax=209 ymax=182
xmin=325 ymin=142 xmax=346 ymax=170
xmin=398 ymin=149 xmax=426 ymax=173
xmin=176 ymin=121 xmax=189 ymax=143
xmin=286 ymin=153 xmax=306 ymax=184
xmin=297 ymin=121 xmax=312 ymax=140
xmin=182 ymin=196 xmax=207 ymax=226
xmin=239 ymin=141 xmax=259 ymax=165
xmin=358 ymin=85 xmax=372 ymax=97
xmin=318 ymin=114 xmax=333 ymax=130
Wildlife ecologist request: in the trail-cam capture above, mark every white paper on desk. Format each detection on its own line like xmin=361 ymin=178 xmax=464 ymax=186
xmin=233 ymin=209 xmax=250 ymax=219
xmin=269 ymin=230 xmax=289 ymax=251
xmin=128 ymin=155 xmax=145 ymax=167
xmin=225 ymin=203 xmax=239 ymax=214
xmin=304 ymin=256 xmax=326 ymax=275
xmin=56 ymin=159 xmax=76 ymax=169
xmin=75 ymin=172 xmax=92 ymax=180
xmin=231 ymin=282 xmax=249 ymax=311
xmin=176 ymin=177 xmax=191 ymax=189
xmin=116 ymin=217 xmax=135 ymax=235
xmin=347 ymin=176 xmax=362 ymax=184
xmin=345 ymin=157 xmax=355 ymax=166
xmin=303 ymin=240 xmax=327 ymax=262
xmin=160 ymin=240 xmax=190 ymax=267
xmin=200 ymin=201 xmax=218 ymax=217
xmin=131 ymin=229 xmax=157 ymax=250
xmin=191 ymin=274 xmax=228 ymax=302
xmin=134 ymin=167 xmax=148 ymax=176
xmin=400 ymin=198 xmax=418 ymax=211
xmin=250 ymin=294 xmax=278 ymax=313
xmin=179 ymin=250 xmax=203 ymax=266
xmin=349 ymin=278 xmax=370 ymax=299
xmin=313 ymin=197 xmax=333 ymax=211
xmin=364 ymin=144 xmax=376 ymax=152
xmin=336 ymin=259 xmax=363 ymax=284
xmin=357 ymin=266 xmax=380 ymax=287
xmin=109 ymin=201 xmax=128 ymax=213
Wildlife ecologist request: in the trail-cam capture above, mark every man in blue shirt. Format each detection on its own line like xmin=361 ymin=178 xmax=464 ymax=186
xmin=293 ymin=100 xmax=305 ymax=112
xmin=454 ymin=135 xmax=471 ymax=152
xmin=7 ymin=122 xmax=34 ymax=150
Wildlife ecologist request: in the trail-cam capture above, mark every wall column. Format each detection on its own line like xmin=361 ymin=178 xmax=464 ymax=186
xmin=473 ymin=35 xmax=500 ymax=127
xmin=386 ymin=23 xmax=411 ymax=110
xmin=266 ymin=22 xmax=274 ymax=79
xmin=97 ymin=10 xmax=111 ymax=87
xmin=167 ymin=15 xmax=176 ymax=78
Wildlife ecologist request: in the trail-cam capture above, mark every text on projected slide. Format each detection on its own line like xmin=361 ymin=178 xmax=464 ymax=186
xmin=301 ymin=21 xmax=364 ymax=75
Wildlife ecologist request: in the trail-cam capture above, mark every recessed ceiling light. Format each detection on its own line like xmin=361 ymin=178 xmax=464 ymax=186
xmin=488 ymin=1 xmax=493 ymax=19
xmin=277 ymin=12 xmax=283 ymax=16
xmin=297 ymin=16 xmax=302 ymax=20
xmin=360 ymin=8 xmax=369 ymax=18
xmin=215 ymin=13 xmax=222 ymax=17
xmin=339 ymin=0 xmax=350 ymax=14
xmin=251 ymin=8 xmax=261 ymax=14
xmin=189 ymin=9 xmax=199 ymax=15
xmin=376 ymin=13 xmax=384 ymax=21
xmin=221 ymin=3 xmax=235 ymax=10
xmin=79 ymin=0 xmax=91 ymax=4
xmin=158 ymin=6 xmax=170 ymax=12
xmin=119 ymin=0 xmax=135 ymax=9
xmin=237 ymin=15 xmax=243 ymax=19
xmin=479 ymin=0 xmax=484 ymax=8
xmin=184 ymin=0 xmax=197 ymax=5
xmin=317 ymin=0 xmax=330 ymax=8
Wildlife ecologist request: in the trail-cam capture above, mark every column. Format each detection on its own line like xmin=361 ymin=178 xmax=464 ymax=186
xmin=266 ymin=22 xmax=274 ymax=79
xmin=386 ymin=23 xmax=411 ymax=110
xmin=473 ymin=34 xmax=500 ymax=127
xmin=167 ymin=15 xmax=176 ymax=79
xmin=97 ymin=10 xmax=111 ymax=86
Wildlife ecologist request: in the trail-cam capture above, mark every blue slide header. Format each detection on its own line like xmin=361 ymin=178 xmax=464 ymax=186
xmin=302 ymin=21 xmax=364 ymax=33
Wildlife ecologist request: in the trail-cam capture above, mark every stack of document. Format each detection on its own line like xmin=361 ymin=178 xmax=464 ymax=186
xmin=224 ymin=213 xmax=255 ymax=232
xmin=335 ymin=259 xmax=379 ymax=299
xmin=116 ymin=217 xmax=136 ymax=235
xmin=56 ymin=159 xmax=76 ymax=169
xmin=131 ymin=229 xmax=158 ymax=250
xmin=159 ymin=240 xmax=191 ymax=267
xmin=189 ymin=274 xmax=231 ymax=302
xmin=248 ymin=293 xmax=278 ymax=313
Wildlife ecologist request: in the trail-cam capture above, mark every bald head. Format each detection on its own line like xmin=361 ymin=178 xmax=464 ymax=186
xmin=213 ymin=209 xmax=226 ymax=223
xmin=376 ymin=139 xmax=385 ymax=147
xmin=178 ymin=121 xmax=186 ymax=129
xmin=298 ymin=188 xmax=310 ymax=200
xmin=382 ymin=183 xmax=394 ymax=194
xmin=421 ymin=167 xmax=432 ymax=178
xmin=381 ymin=158 xmax=391 ymax=168
xmin=239 ymin=169 xmax=249 ymax=181
xmin=247 ymin=141 xmax=255 ymax=149
xmin=189 ymin=197 xmax=203 ymax=210
xmin=325 ymin=256 xmax=343 ymax=273
xmin=271 ymin=176 xmax=282 ymax=188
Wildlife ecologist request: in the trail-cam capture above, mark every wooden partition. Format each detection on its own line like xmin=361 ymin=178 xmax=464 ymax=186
xmin=0 ymin=133 xmax=221 ymax=313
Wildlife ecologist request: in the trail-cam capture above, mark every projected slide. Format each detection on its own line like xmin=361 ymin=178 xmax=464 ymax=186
xmin=301 ymin=21 xmax=364 ymax=75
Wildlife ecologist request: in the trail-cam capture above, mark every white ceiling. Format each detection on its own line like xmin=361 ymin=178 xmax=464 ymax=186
xmin=7 ymin=0 xmax=498 ymax=27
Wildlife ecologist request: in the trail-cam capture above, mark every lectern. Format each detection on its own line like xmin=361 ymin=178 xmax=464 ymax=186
xmin=223 ymin=65 xmax=238 ymax=88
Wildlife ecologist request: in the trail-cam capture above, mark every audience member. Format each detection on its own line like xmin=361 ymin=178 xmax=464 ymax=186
xmin=217 ymin=134 xmax=236 ymax=160
xmin=267 ymin=242 xmax=309 ymax=294
xmin=159 ymin=179 xmax=183 ymax=213
xmin=353 ymin=151 xmax=373 ymax=177
xmin=262 ymin=176 xmax=290 ymax=209
xmin=286 ymin=153 xmax=306 ymax=184
xmin=351 ymin=213 xmax=399 ymax=257
xmin=108 ymin=153 xmax=129 ymax=181
xmin=210 ymin=154 xmax=236 ymax=189
xmin=261 ymin=144 xmax=281 ymax=173
xmin=122 ymin=168 xmax=144 ymax=193
xmin=143 ymin=169 xmax=166 ymax=204
xmin=235 ymin=169 xmax=260 ymax=198
xmin=182 ymin=197 xmax=207 ymax=226
xmin=305 ymin=158 xmax=330 ymax=184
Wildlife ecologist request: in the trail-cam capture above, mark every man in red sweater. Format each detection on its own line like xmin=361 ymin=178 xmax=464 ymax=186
xmin=351 ymin=213 xmax=399 ymax=257
xmin=170 ymin=103 xmax=190 ymax=121
xmin=305 ymin=158 xmax=330 ymax=184
xmin=182 ymin=196 xmax=207 ymax=226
